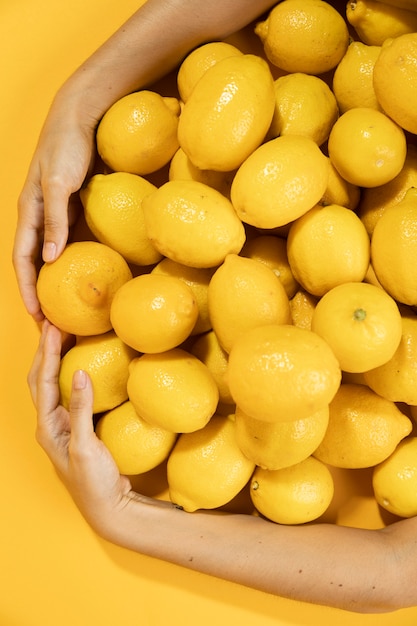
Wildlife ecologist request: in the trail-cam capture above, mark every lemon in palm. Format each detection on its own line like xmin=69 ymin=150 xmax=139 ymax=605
xmin=80 ymin=172 xmax=162 ymax=266
xmin=178 ymin=54 xmax=275 ymax=171
xmin=110 ymin=274 xmax=198 ymax=354
xmin=230 ymin=135 xmax=329 ymax=229
xmin=142 ymin=180 xmax=246 ymax=268
xmin=167 ymin=415 xmax=255 ymax=512
xmin=59 ymin=331 xmax=137 ymax=414
xmin=96 ymin=90 xmax=180 ymax=175
xmin=95 ymin=400 xmax=177 ymax=475
xmin=250 ymin=457 xmax=334 ymax=525
xmin=373 ymin=437 xmax=417 ymax=518
xmin=332 ymin=41 xmax=382 ymax=113
xmin=127 ymin=349 xmax=219 ymax=433
xmin=227 ymin=324 xmax=341 ymax=423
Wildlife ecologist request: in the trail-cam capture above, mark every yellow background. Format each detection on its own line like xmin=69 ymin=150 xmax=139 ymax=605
xmin=1 ymin=1 xmax=417 ymax=624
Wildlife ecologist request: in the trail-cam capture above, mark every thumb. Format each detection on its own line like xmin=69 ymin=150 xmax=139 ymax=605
xmin=42 ymin=182 xmax=70 ymax=263
xmin=69 ymin=370 xmax=95 ymax=446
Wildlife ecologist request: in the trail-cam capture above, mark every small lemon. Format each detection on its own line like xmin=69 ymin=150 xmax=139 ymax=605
xmin=110 ymin=274 xmax=198 ymax=354
xmin=207 ymin=254 xmax=291 ymax=353
xmin=287 ymin=204 xmax=370 ymax=297
xmin=191 ymin=330 xmax=234 ymax=405
xmin=227 ymin=324 xmax=341 ymax=423
xmin=167 ymin=415 xmax=255 ymax=512
xmin=178 ymin=54 xmax=275 ymax=171
xmin=373 ymin=437 xmax=417 ymax=518
xmin=59 ymin=331 xmax=137 ymax=414
xmin=313 ymin=384 xmax=412 ymax=469
xmin=142 ymin=180 xmax=246 ymax=268
xmin=37 ymin=241 xmax=132 ymax=336
xmin=289 ymin=289 xmax=319 ymax=330
xmin=80 ymin=172 xmax=162 ymax=266
xmin=95 ymin=400 xmax=177 ymax=475
xmin=346 ymin=0 xmax=417 ymax=46
xmin=96 ymin=90 xmax=180 ymax=175
xmin=127 ymin=349 xmax=219 ymax=433
xmin=169 ymin=148 xmax=235 ymax=198
xmin=235 ymin=404 xmax=329 ymax=471
xmin=328 ymin=107 xmax=407 ymax=188
xmin=250 ymin=457 xmax=334 ymax=525
xmin=319 ymin=158 xmax=361 ymax=211
xmin=230 ymin=135 xmax=330 ymax=229
xmin=255 ymin=0 xmax=349 ymax=75
xmin=311 ymin=282 xmax=402 ymax=373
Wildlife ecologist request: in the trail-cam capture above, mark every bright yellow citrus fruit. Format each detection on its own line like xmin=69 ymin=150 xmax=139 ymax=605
xmin=95 ymin=400 xmax=177 ymax=475
xmin=207 ymin=254 xmax=291 ymax=353
xmin=96 ymin=90 xmax=180 ymax=175
xmin=167 ymin=415 xmax=255 ymax=512
xmin=319 ymin=158 xmax=361 ymax=211
xmin=268 ymin=72 xmax=339 ymax=146
xmin=177 ymin=41 xmax=243 ymax=102
xmin=79 ymin=172 xmax=162 ymax=266
xmin=371 ymin=187 xmax=417 ymax=305
xmin=373 ymin=437 xmax=417 ymax=518
xmin=230 ymin=135 xmax=330 ymax=229
xmin=373 ymin=33 xmax=417 ymax=135
xmin=110 ymin=274 xmax=198 ymax=354
xmin=313 ymin=383 xmax=412 ymax=469
xmin=347 ymin=0 xmax=417 ymax=46
xmin=328 ymin=107 xmax=407 ymax=188
xmin=235 ymin=404 xmax=329 ymax=471
xmin=255 ymin=0 xmax=349 ymax=75
xmin=289 ymin=289 xmax=319 ymax=330
xmin=311 ymin=281 xmax=402 ymax=373
xmin=59 ymin=331 xmax=137 ymax=414
xmin=287 ymin=204 xmax=370 ymax=297
xmin=250 ymin=457 xmax=334 ymax=524
xmin=168 ymin=147 xmax=235 ymax=198
xmin=151 ymin=257 xmax=215 ymax=336
xmin=190 ymin=330 xmax=234 ymax=405
xmin=37 ymin=241 xmax=132 ymax=336
xmin=332 ymin=41 xmax=382 ymax=113
xmin=178 ymin=54 xmax=275 ymax=171
xmin=227 ymin=324 xmax=341 ymax=423
xmin=364 ymin=310 xmax=417 ymax=406
xmin=127 ymin=348 xmax=219 ymax=433
xmin=142 ymin=180 xmax=246 ymax=268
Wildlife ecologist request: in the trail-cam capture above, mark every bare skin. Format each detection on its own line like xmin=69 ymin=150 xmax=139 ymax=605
xmin=29 ymin=321 xmax=417 ymax=614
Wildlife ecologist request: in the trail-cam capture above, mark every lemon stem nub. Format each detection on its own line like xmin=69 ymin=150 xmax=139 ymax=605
xmin=252 ymin=481 xmax=259 ymax=491
xmin=353 ymin=308 xmax=366 ymax=322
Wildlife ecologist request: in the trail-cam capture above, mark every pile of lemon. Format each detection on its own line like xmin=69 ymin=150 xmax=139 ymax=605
xmin=37 ymin=0 xmax=417 ymax=526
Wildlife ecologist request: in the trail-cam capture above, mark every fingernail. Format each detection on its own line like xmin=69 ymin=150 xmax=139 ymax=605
xmin=73 ymin=370 xmax=87 ymax=390
xmin=43 ymin=241 xmax=57 ymax=263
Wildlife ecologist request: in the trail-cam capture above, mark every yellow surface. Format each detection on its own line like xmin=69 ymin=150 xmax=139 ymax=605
xmin=1 ymin=1 xmax=417 ymax=624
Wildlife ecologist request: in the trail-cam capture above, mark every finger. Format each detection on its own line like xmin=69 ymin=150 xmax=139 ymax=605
xmin=27 ymin=319 xmax=50 ymax=405
xmin=36 ymin=323 xmax=63 ymax=420
xmin=68 ymin=369 xmax=95 ymax=448
xmin=41 ymin=175 xmax=70 ymax=263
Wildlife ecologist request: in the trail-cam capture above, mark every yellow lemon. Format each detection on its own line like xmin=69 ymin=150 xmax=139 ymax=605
xmin=373 ymin=33 xmax=417 ymax=135
xmin=167 ymin=415 xmax=255 ymax=512
xmin=190 ymin=330 xmax=234 ymax=405
xmin=358 ymin=143 xmax=417 ymax=236
xmin=227 ymin=324 xmax=341 ymax=423
xmin=127 ymin=349 xmax=219 ymax=433
xmin=178 ymin=54 xmax=275 ymax=172
xmin=373 ymin=437 xmax=417 ymax=518
xmin=332 ymin=41 xmax=382 ymax=113
xmin=207 ymin=254 xmax=291 ymax=353
xmin=177 ymin=41 xmax=243 ymax=102
xmin=289 ymin=289 xmax=319 ymax=330
xmin=169 ymin=147 xmax=235 ymax=198
xmin=255 ymin=0 xmax=349 ymax=75
xmin=95 ymin=400 xmax=177 ymax=475
xmin=250 ymin=457 xmax=334 ymax=525
xmin=346 ymin=0 xmax=417 ymax=46
xmin=110 ymin=274 xmax=198 ymax=354
xmin=59 ymin=331 xmax=137 ymax=414
xmin=364 ymin=310 xmax=417 ymax=405
xmin=241 ymin=235 xmax=299 ymax=299
xmin=235 ymin=404 xmax=329 ymax=471
xmin=96 ymin=90 xmax=180 ymax=175
xmin=311 ymin=282 xmax=402 ymax=373
xmin=313 ymin=383 xmax=412 ymax=469
xmin=37 ymin=241 xmax=132 ymax=336
xmin=319 ymin=158 xmax=361 ymax=211
xmin=79 ymin=172 xmax=162 ymax=266
xmin=268 ymin=73 xmax=339 ymax=146
xmin=151 ymin=257 xmax=215 ymax=336
xmin=371 ymin=187 xmax=417 ymax=305
xmin=287 ymin=204 xmax=370 ymax=297
xmin=328 ymin=107 xmax=407 ymax=188
xmin=142 ymin=180 xmax=246 ymax=268
xmin=230 ymin=135 xmax=330 ymax=229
